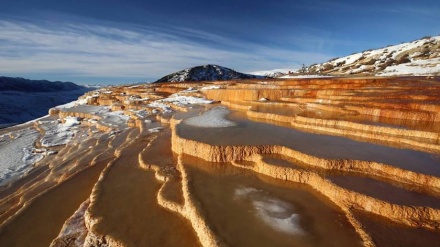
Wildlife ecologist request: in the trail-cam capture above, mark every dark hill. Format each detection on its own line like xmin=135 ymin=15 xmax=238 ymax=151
xmin=155 ymin=64 xmax=261 ymax=83
xmin=0 ymin=76 xmax=84 ymax=92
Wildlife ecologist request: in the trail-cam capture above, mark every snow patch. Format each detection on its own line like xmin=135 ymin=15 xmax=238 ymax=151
xmin=40 ymin=117 xmax=80 ymax=147
xmin=200 ymin=85 xmax=222 ymax=90
xmin=332 ymin=53 xmax=363 ymax=66
xmin=0 ymin=128 xmax=41 ymax=186
xmin=160 ymin=95 xmax=214 ymax=106
xmin=99 ymin=111 xmax=130 ymax=128
xmin=131 ymin=110 xmax=149 ymax=119
xmin=184 ymin=107 xmax=237 ymax=128
xmin=54 ymin=96 xmax=93 ymax=110
xmin=148 ymin=102 xmax=173 ymax=113
xmin=379 ymin=57 xmax=440 ymax=76
xmin=64 ymin=116 xmax=81 ymax=127
xmin=250 ymin=69 xmax=291 ymax=77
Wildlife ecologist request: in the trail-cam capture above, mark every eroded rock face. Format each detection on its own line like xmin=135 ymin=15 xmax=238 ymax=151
xmin=1 ymin=77 xmax=440 ymax=247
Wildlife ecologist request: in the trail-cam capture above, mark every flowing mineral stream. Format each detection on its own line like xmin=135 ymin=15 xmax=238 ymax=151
xmin=0 ymin=77 xmax=440 ymax=247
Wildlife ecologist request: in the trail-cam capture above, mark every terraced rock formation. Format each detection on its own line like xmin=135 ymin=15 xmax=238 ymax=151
xmin=1 ymin=76 xmax=440 ymax=247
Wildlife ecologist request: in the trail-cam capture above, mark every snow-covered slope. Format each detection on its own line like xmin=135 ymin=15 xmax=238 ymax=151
xmin=0 ymin=77 xmax=91 ymax=127
xmin=155 ymin=64 xmax=260 ymax=83
xmin=249 ymin=69 xmax=291 ymax=78
xmin=305 ymin=36 xmax=440 ymax=76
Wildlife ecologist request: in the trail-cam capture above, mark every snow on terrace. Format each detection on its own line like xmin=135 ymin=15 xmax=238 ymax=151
xmin=147 ymin=93 xmax=215 ymax=113
xmin=148 ymin=101 xmax=173 ymax=114
xmin=46 ymin=86 xmax=217 ymax=144
xmin=100 ymin=111 xmax=130 ymax=128
xmin=61 ymin=105 xmax=130 ymax=129
xmin=184 ymin=107 xmax=237 ymax=128
xmin=160 ymin=94 xmax=214 ymax=106
xmin=0 ymin=95 xmax=98 ymax=186
xmin=39 ymin=117 xmax=81 ymax=147
xmin=0 ymin=92 xmax=131 ymax=186
xmin=0 ymin=128 xmax=43 ymax=185
xmin=53 ymin=95 xmax=93 ymax=109
xmin=179 ymin=85 xmax=222 ymax=93
xmin=200 ymin=85 xmax=223 ymax=90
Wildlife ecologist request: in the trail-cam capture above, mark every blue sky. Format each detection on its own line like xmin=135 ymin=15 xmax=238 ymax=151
xmin=0 ymin=0 xmax=439 ymax=84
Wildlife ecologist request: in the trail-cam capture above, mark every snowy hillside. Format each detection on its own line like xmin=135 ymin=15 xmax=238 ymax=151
xmin=305 ymin=36 xmax=440 ymax=76
xmin=155 ymin=64 xmax=260 ymax=83
xmin=250 ymin=69 xmax=290 ymax=78
xmin=0 ymin=77 xmax=91 ymax=127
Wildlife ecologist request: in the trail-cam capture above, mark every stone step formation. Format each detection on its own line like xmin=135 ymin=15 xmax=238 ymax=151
xmin=0 ymin=76 xmax=440 ymax=247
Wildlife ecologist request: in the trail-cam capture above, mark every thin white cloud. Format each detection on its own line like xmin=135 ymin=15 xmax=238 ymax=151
xmin=0 ymin=19 xmax=332 ymax=81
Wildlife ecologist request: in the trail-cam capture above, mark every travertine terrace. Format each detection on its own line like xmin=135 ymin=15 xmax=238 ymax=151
xmin=1 ymin=76 xmax=440 ymax=247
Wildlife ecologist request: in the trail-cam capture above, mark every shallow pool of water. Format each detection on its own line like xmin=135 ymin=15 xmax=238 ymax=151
xmin=184 ymin=156 xmax=364 ymax=247
xmin=354 ymin=211 xmax=440 ymax=247
xmin=328 ymin=174 xmax=440 ymax=208
xmin=178 ymin=110 xmax=440 ymax=177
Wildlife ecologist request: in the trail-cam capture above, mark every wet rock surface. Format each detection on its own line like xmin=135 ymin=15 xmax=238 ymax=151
xmin=1 ymin=77 xmax=440 ymax=247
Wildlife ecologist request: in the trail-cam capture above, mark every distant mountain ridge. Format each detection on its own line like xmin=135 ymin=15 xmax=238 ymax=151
xmin=0 ymin=76 xmax=84 ymax=92
xmin=155 ymin=64 xmax=260 ymax=83
xmin=0 ymin=77 xmax=90 ymax=127
xmin=304 ymin=36 xmax=440 ymax=76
